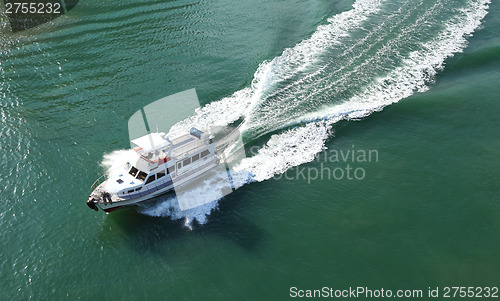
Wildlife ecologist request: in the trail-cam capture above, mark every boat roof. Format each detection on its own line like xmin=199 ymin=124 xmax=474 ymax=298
xmin=131 ymin=128 xmax=211 ymax=163
xmin=170 ymin=133 xmax=209 ymax=159
xmin=131 ymin=132 xmax=169 ymax=153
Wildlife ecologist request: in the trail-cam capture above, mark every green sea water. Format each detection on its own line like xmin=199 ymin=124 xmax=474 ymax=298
xmin=1 ymin=0 xmax=499 ymax=300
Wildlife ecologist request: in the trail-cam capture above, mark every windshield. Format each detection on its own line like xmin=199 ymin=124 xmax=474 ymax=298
xmin=128 ymin=166 xmax=148 ymax=182
xmin=137 ymin=171 xmax=147 ymax=181
xmin=129 ymin=166 xmax=138 ymax=177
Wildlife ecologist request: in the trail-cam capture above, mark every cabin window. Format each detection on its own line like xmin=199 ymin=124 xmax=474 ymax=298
xmin=167 ymin=166 xmax=175 ymax=174
xmin=145 ymin=174 xmax=156 ymax=185
xmin=129 ymin=166 xmax=138 ymax=177
xmin=192 ymin=153 xmax=200 ymax=162
xmin=137 ymin=171 xmax=147 ymax=181
xmin=183 ymin=157 xmax=191 ymax=166
xmin=135 ymin=187 xmax=142 ymax=191
xmin=201 ymin=150 xmax=210 ymax=158
xmin=157 ymin=170 xmax=165 ymax=179
xmin=127 ymin=189 xmax=134 ymax=193
xmin=177 ymin=161 xmax=182 ymax=170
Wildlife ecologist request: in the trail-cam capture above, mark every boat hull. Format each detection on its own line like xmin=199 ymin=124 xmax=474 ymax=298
xmin=94 ymin=158 xmax=218 ymax=213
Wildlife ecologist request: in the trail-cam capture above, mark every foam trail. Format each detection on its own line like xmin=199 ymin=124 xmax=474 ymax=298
xmin=138 ymin=171 xmax=233 ymax=226
xmin=139 ymin=195 xmax=217 ymax=226
xmin=241 ymin=0 xmax=385 ymax=120
xmin=126 ymin=0 xmax=491 ymax=224
xmin=235 ymin=0 xmax=491 ymax=183
xmin=297 ymin=0 xmax=491 ymax=124
xmin=167 ymin=0 xmax=385 ymax=137
xmin=234 ymin=122 xmax=332 ymax=181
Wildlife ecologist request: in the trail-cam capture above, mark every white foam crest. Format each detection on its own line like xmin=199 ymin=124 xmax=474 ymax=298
xmin=139 ymin=168 xmax=253 ymax=223
xmin=100 ymin=149 xmax=136 ymax=176
xmin=139 ymin=194 xmax=217 ymax=226
xmin=166 ymin=87 xmax=254 ymax=137
xmin=139 ymin=171 xmax=231 ymax=224
xmin=234 ymin=122 xmax=332 ymax=181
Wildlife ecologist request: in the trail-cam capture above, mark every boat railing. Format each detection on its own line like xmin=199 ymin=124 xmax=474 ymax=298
xmin=90 ymin=174 xmax=106 ymax=191
xmin=171 ymin=135 xmax=210 ymax=159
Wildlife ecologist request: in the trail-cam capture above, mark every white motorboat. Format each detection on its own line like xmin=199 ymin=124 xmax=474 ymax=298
xmin=87 ymin=127 xmax=219 ymax=212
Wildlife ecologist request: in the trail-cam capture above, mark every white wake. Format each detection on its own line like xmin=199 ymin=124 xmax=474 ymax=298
xmin=103 ymin=0 xmax=491 ymax=225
